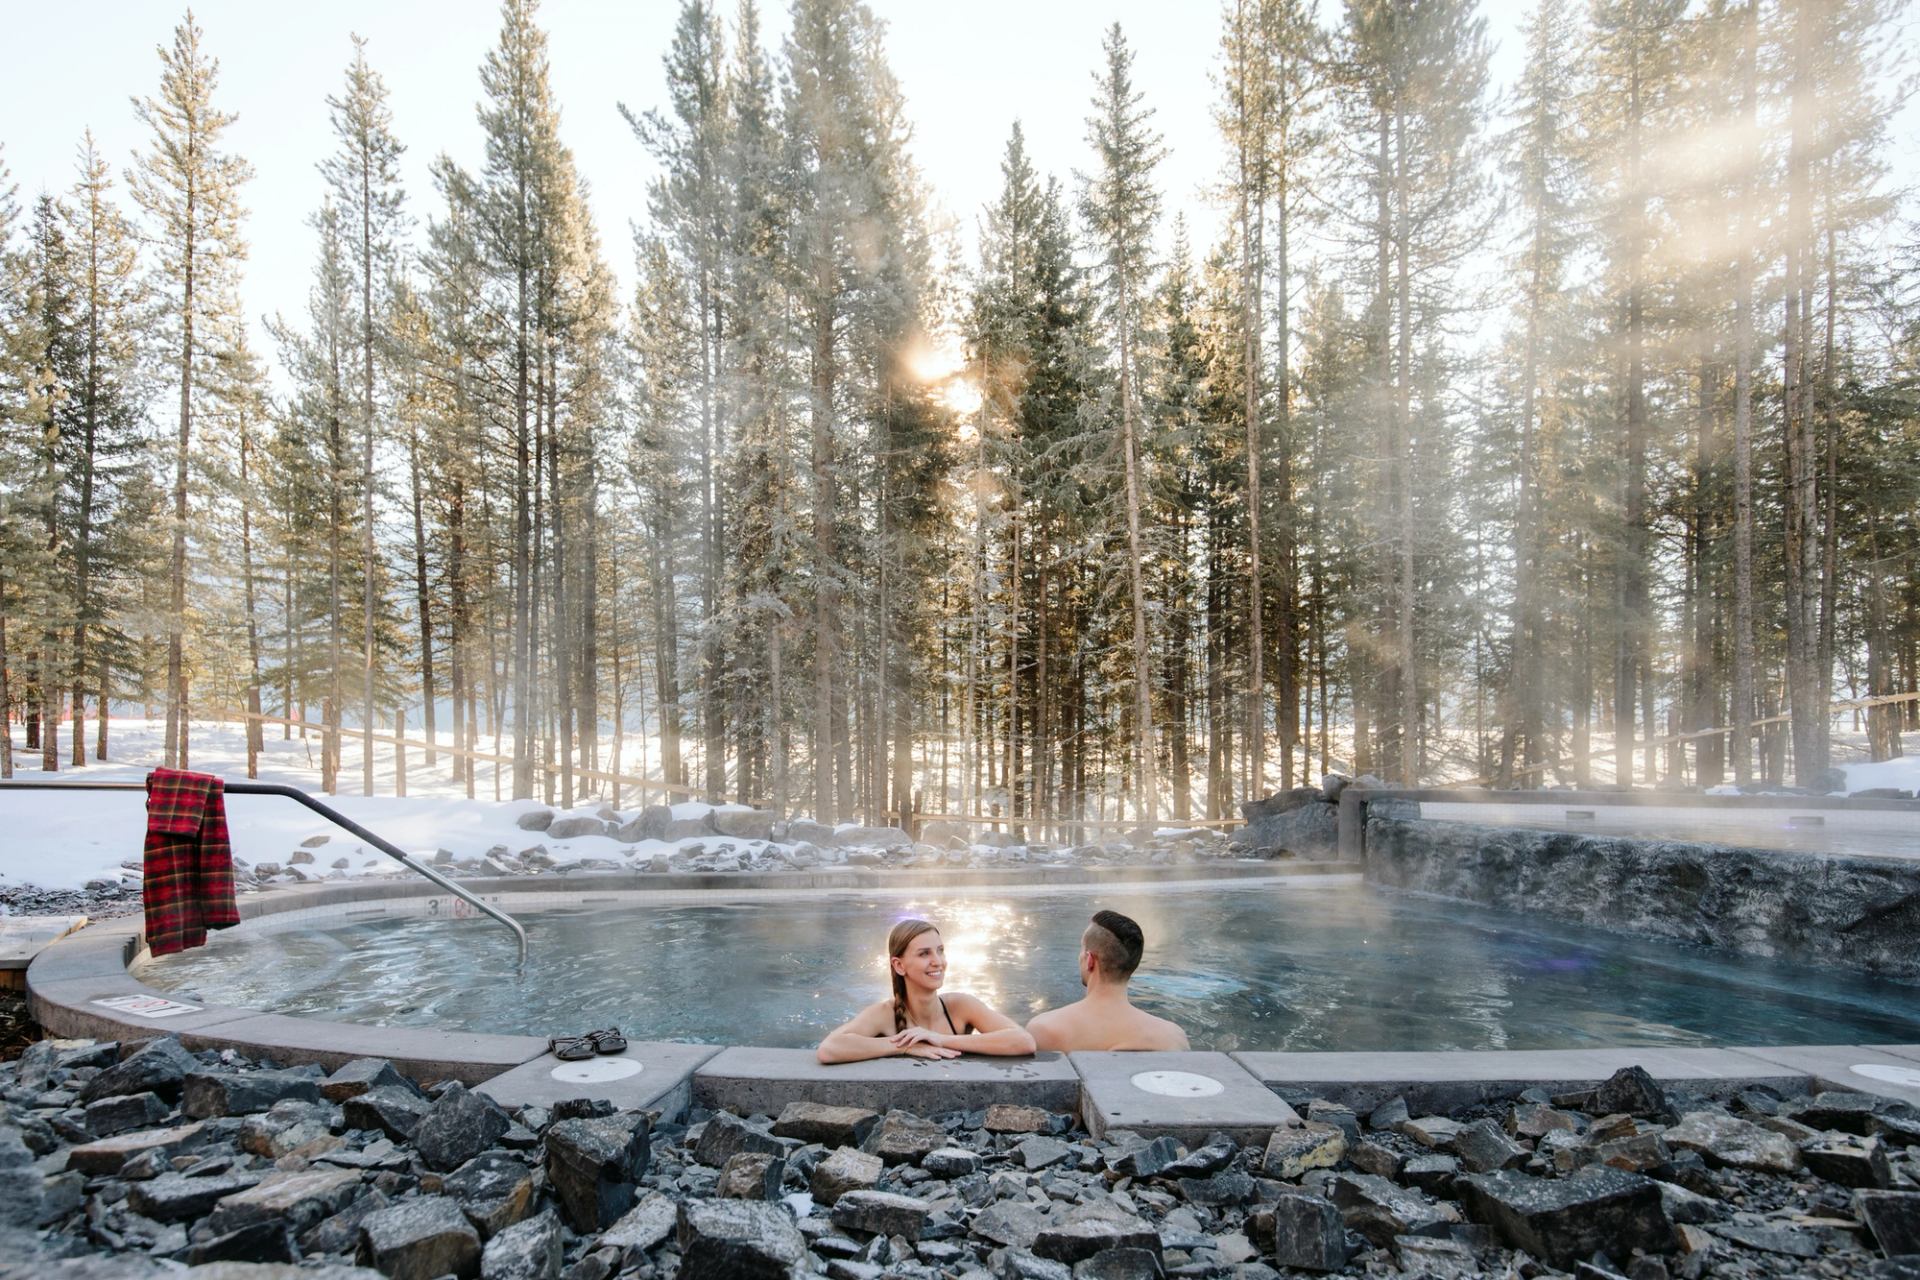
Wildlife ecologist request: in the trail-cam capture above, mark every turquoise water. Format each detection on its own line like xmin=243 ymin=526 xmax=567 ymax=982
xmin=135 ymin=882 xmax=1920 ymax=1051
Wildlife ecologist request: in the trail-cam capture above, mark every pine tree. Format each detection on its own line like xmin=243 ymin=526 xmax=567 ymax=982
xmin=627 ymin=0 xmax=733 ymax=798
xmin=320 ymin=34 xmax=408 ymax=793
xmin=780 ymin=0 xmax=927 ymax=822
xmin=718 ymin=0 xmax=798 ymax=810
xmin=130 ymin=12 xmax=253 ymax=769
xmin=60 ymin=133 xmax=151 ymax=766
xmin=1081 ymin=23 xmax=1167 ymax=820
xmin=1493 ymin=0 xmax=1582 ymax=785
xmin=1337 ymin=0 xmax=1491 ymax=782
xmin=0 ymin=147 xmax=47 ymax=778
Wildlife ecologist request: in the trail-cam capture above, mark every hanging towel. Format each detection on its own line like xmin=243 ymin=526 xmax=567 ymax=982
xmin=143 ymin=768 xmax=241 ymax=957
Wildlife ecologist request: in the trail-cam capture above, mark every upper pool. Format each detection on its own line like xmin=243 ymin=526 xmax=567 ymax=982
xmin=134 ymin=880 xmax=1920 ymax=1052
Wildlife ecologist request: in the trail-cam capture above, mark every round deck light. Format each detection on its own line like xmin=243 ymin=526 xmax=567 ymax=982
xmin=1130 ymin=1070 xmax=1224 ymax=1098
xmin=551 ymin=1057 xmax=643 ymax=1083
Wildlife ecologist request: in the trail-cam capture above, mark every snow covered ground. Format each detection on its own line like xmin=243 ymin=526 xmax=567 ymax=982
xmin=0 ymin=719 xmax=737 ymax=894
xmin=2 ymin=717 xmax=1914 ymax=894
xmin=1835 ymin=752 xmax=1920 ymax=795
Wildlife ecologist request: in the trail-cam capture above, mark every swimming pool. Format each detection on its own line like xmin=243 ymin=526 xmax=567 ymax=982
xmin=134 ymin=880 xmax=1920 ymax=1052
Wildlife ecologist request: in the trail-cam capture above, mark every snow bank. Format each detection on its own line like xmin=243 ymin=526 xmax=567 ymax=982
xmin=1840 ymin=754 xmax=1920 ymax=795
xmin=0 ymin=719 xmax=691 ymax=893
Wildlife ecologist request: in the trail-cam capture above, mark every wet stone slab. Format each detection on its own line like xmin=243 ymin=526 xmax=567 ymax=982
xmin=1072 ymin=1050 xmax=1301 ymax=1145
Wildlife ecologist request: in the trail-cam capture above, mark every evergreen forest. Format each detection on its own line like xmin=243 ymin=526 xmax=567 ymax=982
xmin=2 ymin=0 xmax=1917 ymax=831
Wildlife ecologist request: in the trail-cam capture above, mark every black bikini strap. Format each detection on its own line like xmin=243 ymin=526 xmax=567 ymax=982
xmin=940 ymin=997 xmax=958 ymax=1035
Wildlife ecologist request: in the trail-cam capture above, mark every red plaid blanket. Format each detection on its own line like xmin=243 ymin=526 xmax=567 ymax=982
xmin=143 ymin=768 xmax=240 ymax=957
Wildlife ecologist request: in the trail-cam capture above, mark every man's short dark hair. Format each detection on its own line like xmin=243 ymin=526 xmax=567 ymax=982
xmin=1084 ymin=910 xmax=1145 ymax=979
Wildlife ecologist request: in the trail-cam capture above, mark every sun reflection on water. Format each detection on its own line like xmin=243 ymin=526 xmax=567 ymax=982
xmin=894 ymin=899 xmax=1022 ymax=1014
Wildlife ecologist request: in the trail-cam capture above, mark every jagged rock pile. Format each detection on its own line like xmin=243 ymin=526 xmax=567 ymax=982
xmin=0 ymin=881 xmax=140 ymax=921
xmin=244 ymin=808 xmax=1248 ymax=888
xmin=1231 ymin=774 xmax=1370 ymax=861
xmin=6 ymin=1039 xmax=1919 ymax=1279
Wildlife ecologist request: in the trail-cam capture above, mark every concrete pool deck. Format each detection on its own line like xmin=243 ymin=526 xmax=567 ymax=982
xmin=25 ymin=867 xmax=1920 ymax=1136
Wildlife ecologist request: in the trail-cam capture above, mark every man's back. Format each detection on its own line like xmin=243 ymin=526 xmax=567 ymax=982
xmin=1028 ymin=998 xmax=1189 ymax=1053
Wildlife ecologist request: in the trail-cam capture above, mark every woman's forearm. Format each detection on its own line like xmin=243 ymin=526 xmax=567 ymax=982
xmin=816 ymin=1033 xmax=903 ymax=1064
xmin=946 ymin=1027 xmax=1036 ymax=1057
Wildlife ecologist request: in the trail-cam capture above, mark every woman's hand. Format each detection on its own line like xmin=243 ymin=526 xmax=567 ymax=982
xmin=901 ymin=1042 xmax=961 ymax=1060
xmin=889 ymin=1025 xmax=947 ymax=1049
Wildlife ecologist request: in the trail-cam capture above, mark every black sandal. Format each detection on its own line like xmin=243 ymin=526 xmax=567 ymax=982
xmin=587 ymin=1027 xmax=627 ymax=1055
xmin=548 ymin=1034 xmax=595 ymax=1062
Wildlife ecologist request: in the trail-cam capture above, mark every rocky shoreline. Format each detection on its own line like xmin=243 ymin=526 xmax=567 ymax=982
xmin=2 ymin=881 xmax=142 ymax=922
xmin=232 ymin=805 xmax=1277 ymax=888
xmin=4 ymin=1036 xmax=1919 ymax=1279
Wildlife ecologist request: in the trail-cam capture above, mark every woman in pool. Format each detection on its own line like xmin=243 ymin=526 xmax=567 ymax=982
xmin=817 ymin=917 xmax=1037 ymax=1063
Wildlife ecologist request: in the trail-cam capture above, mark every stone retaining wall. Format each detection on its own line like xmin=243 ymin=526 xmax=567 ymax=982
xmin=1363 ymin=815 xmax=1920 ymax=981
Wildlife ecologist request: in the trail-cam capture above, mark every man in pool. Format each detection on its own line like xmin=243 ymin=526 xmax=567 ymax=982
xmin=1026 ymin=910 xmax=1189 ymax=1052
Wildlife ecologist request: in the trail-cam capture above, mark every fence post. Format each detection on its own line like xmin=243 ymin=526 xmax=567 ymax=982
xmin=1338 ymin=786 xmax=1368 ymax=863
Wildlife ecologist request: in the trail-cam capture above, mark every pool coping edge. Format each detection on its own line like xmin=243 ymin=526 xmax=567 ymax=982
xmin=26 ymin=873 xmax=1920 ymax=1119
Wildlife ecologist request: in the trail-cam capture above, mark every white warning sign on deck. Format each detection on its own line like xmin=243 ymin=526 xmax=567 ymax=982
xmin=92 ymin=994 xmax=203 ymax=1019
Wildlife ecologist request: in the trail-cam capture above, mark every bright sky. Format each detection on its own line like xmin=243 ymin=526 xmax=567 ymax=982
xmin=1 ymin=1 xmax=1912 ymax=376
xmin=0 ymin=1 xmax=1470 ymax=355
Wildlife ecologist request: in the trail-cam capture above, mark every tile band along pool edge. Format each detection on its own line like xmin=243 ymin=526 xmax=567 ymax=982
xmin=25 ymin=870 xmax=1920 ymax=1126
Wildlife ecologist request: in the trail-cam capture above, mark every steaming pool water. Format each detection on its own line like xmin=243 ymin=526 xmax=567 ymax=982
xmin=134 ymin=881 xmax=1920 ymax=1052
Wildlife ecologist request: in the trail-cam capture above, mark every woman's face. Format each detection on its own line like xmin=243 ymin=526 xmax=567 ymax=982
xmin=891 ymin=928 xmax=946 ymax=992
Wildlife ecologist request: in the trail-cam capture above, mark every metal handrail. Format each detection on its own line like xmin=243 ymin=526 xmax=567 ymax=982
xmin=0 ymin=777 xmax=528 ymax=964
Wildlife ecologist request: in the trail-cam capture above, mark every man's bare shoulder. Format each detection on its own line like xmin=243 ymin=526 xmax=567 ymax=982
xmin=1025 ymin=1000 xmax=1088 ymax=1051
xmin=1139 ymin=1011 xmax=1190 ymax=1051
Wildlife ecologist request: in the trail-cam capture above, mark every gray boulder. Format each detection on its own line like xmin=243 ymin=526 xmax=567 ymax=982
xmin=444 ymin=1152 xmax=536 ymax=1237
xmin=83 ymin=1092 xmax=170 ymax=1138
xmin=694 ymin=1112 xmax=795 ymax=1168
xmin=1665 ymin=1110 xmax=1800 ymax=1173
xmin=1109 ymin=1135 xmax=1181 ymax=1178
xmin=545 ymin=816 xmax=610 ymax=841
xmin=830 ymin=1189 xmax=932 ymax=1241
xmin=1250 ymin=1193 xmax=1348 ymax=1273
xmin=183 ymin=1068 xmax=323 ymax=1119
xmin=664 ymin=814 xmax=716 ymax=839
xmin=206 ymin=1167 xmax=363 ymax=1236
xmin=514 ymin=808 xmax=554 ymax=832
xmin=618 ymin=805 xmax=673 ymax=841
xmin=1325 ymin=1172 xmax=1458 ymax=1246
xmin=78 ymin=1037 xmax=201 ymax=1104
xmin=598 ymin=1192 xmax=678 ymax=1264
xmin=1591 ymin=1065 xmax=1671 ymax=1120
xmin=321 ymin=1057 xmax=416 ymax=1103
xmin=414 ymin=1083 xmax=511 ymax=1173
xmin=1803 ymin=1137 xmax=1895 ymax=1188
xmin=786 ymin=818 xmax=835 ymax=845
xmin=713 ymin=808 xmax=777 ymax=840
xmin=544 ymin=1114 xmax=650 ymax=1232
xmin=861 ymin=1109 xmax=944 ymax=1166
xmin=125 ymin=1169 xmax=265 ymax=1223
xmin=1261 ymin=1122 xmax=1347 ymax=1179
xmin=676 ymin=1198 xmax=809 ymax=1280
xmin=772 ymin=1101 xmax=878 ymax=1148
xmin=1460 ymin=1167 xmax=1672 ymax=1270
xmin=358 ymin=1196 xmax=483 ymax=1280
xmin=1236 ymin=792 xmax=1338 ymax=859
xmin=342 ymin=1084 xmax=432 ymax=1142
xmin=1857 ymin=1190 xmax=1920 ymax=1257
xmin=809 ymin=1146 xmax=882 ymax=1206
xmin=479 ymin=1209 xmax=561 ymax=1280
xmin=972 ymin=1201 xmax=1050 ymax=1250
xmin=715 ymin=1152 xmax=784 ymax=1201
xmin=1032 ymin=1205 xmax=1161 ymax=1267
xmin=64 ymin=1120 xmax=209 ymax=1175
xmin=1453 ymin=1118 xmax=1528 ymax=1173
